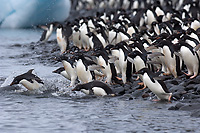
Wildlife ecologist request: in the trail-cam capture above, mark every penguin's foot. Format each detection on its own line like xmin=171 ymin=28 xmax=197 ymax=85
xmin=183 ymin=72 xmax=192 ymax=76
xmin=190 ymin=75 xmax=197 ymax=79
xmin=163 ymin=73 xmax=171 ymax=76
xmin=84 ymin=48 xmax=90 ymax=51
xmin=168 ymin=95 xmax=172 ymax=102
xmin=138 ymin=84 xmax=146 ymax=90
xmin=152 ymin=99 xmax=160 ymax=102
xmin=135 ymin=76 xmax=140 ymax=81
xmin=138 ymin=82 xmax=144 ymax=86
xmin=116 ymin=77 xmax=122 ymax=80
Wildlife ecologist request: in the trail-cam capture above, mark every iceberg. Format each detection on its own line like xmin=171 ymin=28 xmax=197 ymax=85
xmin=0 ymin=0 xmax=71 ymax=28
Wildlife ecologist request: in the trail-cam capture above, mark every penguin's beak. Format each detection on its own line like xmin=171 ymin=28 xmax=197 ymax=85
xmin=71 ymin=88 xmax=76 ymax=91
xmin=10 ymin=82 xmax=14 ymax=86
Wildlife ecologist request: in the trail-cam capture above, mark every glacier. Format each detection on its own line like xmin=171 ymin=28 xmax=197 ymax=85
xmin=0 ymin=0 xmax=71 ymax=28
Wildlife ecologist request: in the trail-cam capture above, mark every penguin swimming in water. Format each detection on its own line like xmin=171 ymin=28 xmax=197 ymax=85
xmin=10 ymin=69 xmax=44 ymax=91
xmin=72 ymin=80 xmax=115 ymax=96
xmin=135 ymin=68 xmax=172 ymax=101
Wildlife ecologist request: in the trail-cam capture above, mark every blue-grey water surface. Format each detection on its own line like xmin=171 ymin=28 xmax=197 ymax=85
xmin=0 ymin=29 xmax=200 ymax=133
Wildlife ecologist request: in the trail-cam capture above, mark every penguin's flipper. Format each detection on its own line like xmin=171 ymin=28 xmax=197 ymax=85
xmin=174 ymin=52 xmax=182 ymax=58
xmin=147 ymin=60 xmax=161 ymax=64
xmin=147 ymin=52 xmax=164 ymax=59
xmin=88 ymin=65 xmax=105 ymax=71
xmin=108 ymin=55 xmax=119 ymax=63
xmin=194 ymin=43 xmax=200 ymax=52
xmin=40 ymin=25 xmax=48 ymax=31
xmin=127 ymin=56 xmax=134 ymax=63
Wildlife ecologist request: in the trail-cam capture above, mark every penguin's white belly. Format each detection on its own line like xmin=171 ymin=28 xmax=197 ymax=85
xmin=60 ymin=71 xmax=70 ymax=80
xmin=76 ymin=60 xmax=92 ymax=83
xmin=92 ymin=87 xmax=107 ymax=96
xmin=180 ymin=46 xmax=199 ymax=74
xmin=162 ymin=46 xmax=176 ymax=74
xmin=20 ymin=79 xmax=42 ymax=90
xmin=57 ymin=31 xmax=66 ymax=53
xmin=62 ymin=61 xmax=77 ymax=79
xmin=73 ymin=31 xmax=81 ymax=49
xmin=134 ymin=56 xmax=146 ymax=72
xmin=97 ymin=34 xmax=107 ymax=48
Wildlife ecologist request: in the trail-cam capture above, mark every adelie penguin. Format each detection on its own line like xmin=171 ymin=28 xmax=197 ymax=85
xmin=39 ymin=22 xmax=58 ymax=43
xmin=72 ymin=80 xmax=115 ymax=96
xmin=56 ymin=23 xmax=72 ymax=54
xmin=52 ymin=67 xmax=70 ymax=80
xmin=10 ymin=69 xmax=44 ymax=91
xmin=135 ymin=68 xmax=172 ymax=101
xmin=56 ymin=55 xmax=77 ymax=87
xmin=174 ymin=41 xmax=200 ymax=79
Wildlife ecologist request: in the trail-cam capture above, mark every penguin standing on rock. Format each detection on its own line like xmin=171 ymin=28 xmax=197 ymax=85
xmin=56 ymin=23 xmax=72 ymax=54
xmin=135 ymin=68 xmax=172 ymax=101
xmin=10 ymin=69 xmax=44 ymax=91
xmin=72 ymin=80 xmax=115 ymax=96
xmin=174 ymin=41 xmax=200 ymax=79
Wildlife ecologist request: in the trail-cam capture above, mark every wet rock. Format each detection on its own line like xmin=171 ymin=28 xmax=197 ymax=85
xmin=131 ymin=89 xmax=144 ymax=98
xmin=123 ymin=84 xmax=131 ymax=91
xmin=185 ymin=84 xmax=196 ymax=91
xmin=179 ymin=103 xmax=200 ymax=111
xmin=182 ymin=93 xmax=200 ymax=99
xmin=169 ymin=85 xmax=185 ymax=93
xmin=168 ymin=103 xmax=185 ymax=110
xmin=191 ymin=110 xmax=200 ymax=117
xmin=113 ymin=87 xmax=125 ymax=96
xmin=195 ymin=85 xmax=200 ymax=93
xmin=172 ymin=92 xmax=182 ymax=100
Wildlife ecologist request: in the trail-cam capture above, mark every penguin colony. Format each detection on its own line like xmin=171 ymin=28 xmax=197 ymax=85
xmin=10 ymin=0 xmax=200 ymax=102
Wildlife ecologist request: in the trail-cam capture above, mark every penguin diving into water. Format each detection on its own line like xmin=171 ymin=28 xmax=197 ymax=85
xmin=72 ymin=80 xmax=115 ymax=96
xmin=10 ymin=69 xmax=44 ymax=91
xmin=135 ymin=68 xmax=172 ymax=101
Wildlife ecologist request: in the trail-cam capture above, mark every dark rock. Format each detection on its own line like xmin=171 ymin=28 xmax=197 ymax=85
xmin=185 ymin=84 xmax=196 ymax=91
xmin=169 ymin=85 xmax=185 ymax=93
xmin=113 ymin=87 xmax=125 ymax=96
xmin=142 ymin=92 xmax=150 ymax=98
xmin=182 ymin=93 xmax=200 ymax=99
xmin=191 ymin=110 xmax=200 ymax=117
xmin=168 ymin=103 xmax=185 ymax=110
xmin=132 ymin=89 xmax=144 ymax=98
xmin=179 ymin=103 xmax=200 ymax=111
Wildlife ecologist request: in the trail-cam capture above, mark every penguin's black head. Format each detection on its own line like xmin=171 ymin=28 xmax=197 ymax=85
xmin=151 ymin=21 xmax=157 ymax=26
xmin=86 ymin=32 xmax=94 ymax=37
xmin=57 ymin=24 xmax=63 ymax=29
xmin=135 ymin=68 xmax=149 ymax=75
xmin=74 ymin=27 xmax=80 ymax=32
xmin=128 ymin=51 xmax=140 ymax=59
xmin=72 ymin=84 xmax=84 ymax=91
xmin=52 ymin=67 xmax=65 ymax=74
xmin=10 ymin=76 xmax=21 ymax=86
